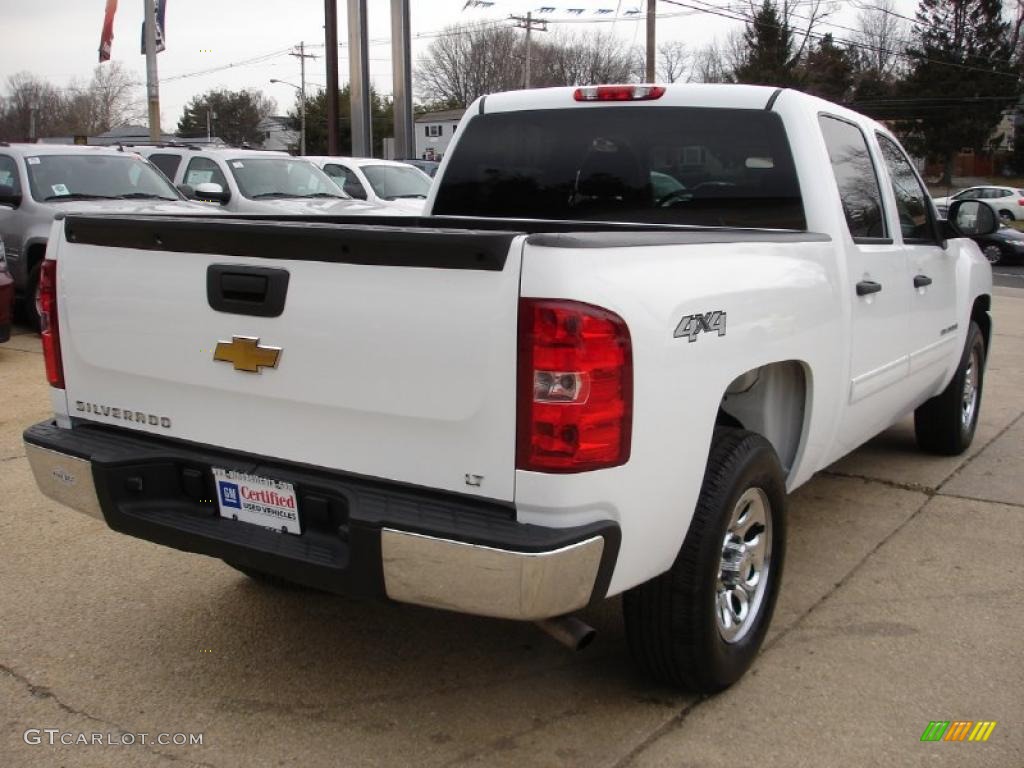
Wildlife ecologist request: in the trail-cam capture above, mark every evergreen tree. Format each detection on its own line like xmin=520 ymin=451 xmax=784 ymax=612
xmin=288 ymin=86 xmax=394 ymax=158
xmin=733 ymin=0 xmax=798 ymax=86
xmin=177 ymin=89 xmax=276 ymax=147
xmin=799 ymin=33 xmax=856 ymax=102
xmin=901 ymin=0 xmax=1015 ymax=184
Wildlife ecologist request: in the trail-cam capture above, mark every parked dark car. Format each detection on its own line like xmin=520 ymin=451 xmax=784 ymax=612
xmin=970 ymin=223 xmax=1024 ymax=265
xmin=0 ymin=236 xmax=13 ymax=343
xmin=397 ymin=158 xmax=440 ymax=177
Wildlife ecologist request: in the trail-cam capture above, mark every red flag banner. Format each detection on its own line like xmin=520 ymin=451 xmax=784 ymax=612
xmin=99 ymin=0 xmax=119 ymax=62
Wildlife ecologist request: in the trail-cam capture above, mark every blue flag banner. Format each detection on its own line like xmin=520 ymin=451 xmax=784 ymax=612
xmin=141 ymin=0 xmax=167 ymax=54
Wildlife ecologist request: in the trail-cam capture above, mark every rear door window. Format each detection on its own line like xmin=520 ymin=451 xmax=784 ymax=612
xmin=0 ymin=155 xmax=20 ymax=194
xmin=818 ymin=115 xmax=887 ymax=241
xmin=433 ymin=106 xmax=805 ymax=229
xmin=149 ymin=153 xmax=182 ymax=181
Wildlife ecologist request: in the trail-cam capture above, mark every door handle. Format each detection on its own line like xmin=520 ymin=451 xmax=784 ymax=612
xmin=856 ymin=280 xmax=882 ymax=296
xmin=913 ymin=274 xmax=933 ymax=288
xmin=207 ymin=265 xmax=290 ymax=317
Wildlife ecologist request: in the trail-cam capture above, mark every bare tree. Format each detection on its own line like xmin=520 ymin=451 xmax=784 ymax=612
xmin=690 ymin=41 xmax=732 ymax=83
xmin=88 ymin=62 xmax=143 ymax=131
xmin=853 ymin=0 xmax=906 ymax=78
xmin=657 ymin=40 xmax=689 ymax=83
xmin=416 ymin=23 xmax=523 ymax=107
xmin=533 ymin=29 xmax=640 ymax=86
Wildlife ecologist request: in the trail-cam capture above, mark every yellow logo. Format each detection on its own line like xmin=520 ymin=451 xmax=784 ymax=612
xmin=213 ymin=336 xmax=281 ymax=374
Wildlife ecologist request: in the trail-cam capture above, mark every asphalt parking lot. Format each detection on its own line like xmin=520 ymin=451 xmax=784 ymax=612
xmin=2 ymin=290 xmax=1023 ymax=768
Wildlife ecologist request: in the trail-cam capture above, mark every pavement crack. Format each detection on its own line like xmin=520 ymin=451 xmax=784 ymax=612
xmin=819 ymin=470 xmax=936 ymax=495
xmin=610 ymin=697 xmax=704 ymax=768
xmin=0 ymin=662 xmax=220 ymax=768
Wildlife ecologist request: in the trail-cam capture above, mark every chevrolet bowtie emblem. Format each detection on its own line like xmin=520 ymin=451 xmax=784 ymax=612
xmin=213 ymin=336 xmax=282 ymax=373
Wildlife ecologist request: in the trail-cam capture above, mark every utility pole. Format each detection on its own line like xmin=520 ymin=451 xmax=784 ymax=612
xmin=511 ymin=12 xmax=547 ymax=89
xmin=144 ymin=0 xmax=161 ymax=142
xmin=391 ymin=0 xmax=414 ymax=160
xmin=348 ymin=0 xmax=372 ymax=157
xmin=325 ymin=0 xmax=340 ymax=155
xmin=645 ymin=0 xmax=656 ymax=82
xmin=289 ymin=41 xmax=316 ymax=155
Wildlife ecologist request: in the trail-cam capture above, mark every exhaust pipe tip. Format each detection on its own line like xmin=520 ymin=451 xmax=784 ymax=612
xmin=535 ymin=615 xmax=597 ymax=651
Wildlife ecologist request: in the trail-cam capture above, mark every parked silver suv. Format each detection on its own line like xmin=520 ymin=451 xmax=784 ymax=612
xmin=0 ymin=143 xmax=212 ymax=328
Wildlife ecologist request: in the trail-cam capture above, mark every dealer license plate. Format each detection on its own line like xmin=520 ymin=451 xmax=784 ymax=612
xmin=212 ymin=468 xmax=301 ymax=535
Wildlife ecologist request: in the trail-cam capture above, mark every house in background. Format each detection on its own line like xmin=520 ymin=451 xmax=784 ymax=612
xmin=257 ymin=116 xmax=298 ymax=152
xmin=414 ymin=108 xmax=465 ymax=161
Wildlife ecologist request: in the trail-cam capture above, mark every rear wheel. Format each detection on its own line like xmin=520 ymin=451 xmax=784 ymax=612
xmin=623 ymin=428 xmax=786 ymax=692
xmin=914 ymin=321 xmax=985 ymax=455
xmin=999 ymin=209 xmax=1015 ymax=222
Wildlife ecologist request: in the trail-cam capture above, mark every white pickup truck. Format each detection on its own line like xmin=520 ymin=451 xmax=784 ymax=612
xmin=24 ymin=84 xmax=995 ymax=692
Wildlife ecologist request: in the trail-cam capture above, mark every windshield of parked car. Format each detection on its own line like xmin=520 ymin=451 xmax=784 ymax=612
xmin=25 ymin=153 xmax=180 ymax=202
xmin=360 ymin=164 xmax=431 ymax=200
xmin=227 ymin=158 xmax=346 ymax=200
xmin=432 ymin=106 xmax=805 ymax=229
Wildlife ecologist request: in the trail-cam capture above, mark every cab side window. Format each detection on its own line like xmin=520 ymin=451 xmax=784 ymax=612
xmin=819 ymin=115 xmax=887 ymax=241
xmin=0 ymin=155 xmax=21 ymax=200
xmin=877 ymin=134 xmax=936 ymax=243
xmin=183 ymin=157 xmax=228 ymax=190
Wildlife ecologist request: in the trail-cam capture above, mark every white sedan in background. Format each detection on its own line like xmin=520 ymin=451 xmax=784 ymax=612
xmin=932 ymin=185 xmax=1024 ymax=221
xmin=306 ymin=156 xmax=431 ymax=214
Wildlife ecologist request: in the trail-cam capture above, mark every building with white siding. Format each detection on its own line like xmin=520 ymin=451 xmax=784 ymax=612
xmin=413 ymin=108 xmax=465 ymax=161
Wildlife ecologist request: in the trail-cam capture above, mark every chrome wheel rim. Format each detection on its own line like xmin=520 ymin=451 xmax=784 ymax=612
xmin=983 ymin=245 xmax=1002 ymax=265
xmin=961 ymin=346 xmax=980 ymax=431
xmin=716 ymin=487 xmax=772 ymax=644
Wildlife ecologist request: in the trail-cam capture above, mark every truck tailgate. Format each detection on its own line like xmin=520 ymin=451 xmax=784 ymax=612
xmin=55 ymin=216 xmax=523 ymax=501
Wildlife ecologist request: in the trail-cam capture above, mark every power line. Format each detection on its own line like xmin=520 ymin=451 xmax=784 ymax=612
xmin=662 ymin=0 xmax=1020 ymax=80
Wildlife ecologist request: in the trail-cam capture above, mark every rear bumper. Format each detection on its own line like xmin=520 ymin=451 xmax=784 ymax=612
xmin=24 ymin=421 xmax=618 ymax=621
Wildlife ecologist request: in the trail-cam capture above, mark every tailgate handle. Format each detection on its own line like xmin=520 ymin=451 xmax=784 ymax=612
xmin=207 ymin=265 xmax=290 ymax=318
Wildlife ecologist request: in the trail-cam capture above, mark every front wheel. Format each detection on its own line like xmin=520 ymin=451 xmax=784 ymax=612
xmin=999 ymin=209 xmax=1015 ymax=222
xmin=623 ymin=428 xmax=787 ymax=692
xmin=914 ymin=321 xmax=985 ymax=455
xmin=982 ymin=245 xmax=1004 ymax=265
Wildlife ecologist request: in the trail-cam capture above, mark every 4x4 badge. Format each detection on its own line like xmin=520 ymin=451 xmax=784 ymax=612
xmin=674 ymin=311 xmax=727 ymax=342
xmin=213 ymin=336 xmax=282 ymax=373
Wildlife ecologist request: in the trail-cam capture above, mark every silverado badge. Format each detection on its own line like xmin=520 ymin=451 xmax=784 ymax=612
xmin=213 ymin=336 xmax=282 ymax=373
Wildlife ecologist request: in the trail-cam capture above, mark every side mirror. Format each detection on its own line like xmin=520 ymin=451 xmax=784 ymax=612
xmin=194 ymin=182 xmax=230 ymax=204
xmin=0 ymin=184 xmax=21 ymax=208
xmin=176 ymin=183 xmax=195 ymax=199
xmin=946 ymin=199 xmax=998 ymax=237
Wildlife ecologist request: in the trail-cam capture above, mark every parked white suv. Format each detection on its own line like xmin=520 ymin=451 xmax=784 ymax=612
xmin=932 ymin=185 xmax=1024 ymax=221
xmin=306 ymin=156 xmax=432 ymax=214
xmin=134 ymin=146 xmax=388 ymax=216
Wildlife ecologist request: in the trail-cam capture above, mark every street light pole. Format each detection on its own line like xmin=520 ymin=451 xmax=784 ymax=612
xmin=289 ymin=41 xmax=315 ymax=156
xmin=271 ymin=79 xmax=306 ymax=156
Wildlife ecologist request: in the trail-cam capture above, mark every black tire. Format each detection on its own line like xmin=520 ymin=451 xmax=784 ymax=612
xmin=623 ymin=428 xmax=787 ymax=692
xmin=223 ymin=560 xmax=310 ymax=590
xmin=982 ymin=244 xmax=1004 ymax=266
xmin=24 ymin=261 xmax=42 ymax=332
xmin=999 ymin=209 xmax=1015 ymax=222
xmin=914 ymin=320 xmax=985 ymax=455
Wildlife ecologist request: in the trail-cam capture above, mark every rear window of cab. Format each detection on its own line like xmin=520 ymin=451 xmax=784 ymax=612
xmin=432 ymin=106 xmax=805 ymax=230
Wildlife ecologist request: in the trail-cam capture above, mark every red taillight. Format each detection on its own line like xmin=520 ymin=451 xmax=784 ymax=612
xmin=573 ymin=85 xmax=666 ymax=102
xmin=517 ymin=299 xmax=632 ymax=473
xmin=39 ymin=259 xmax=64 ymax=388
